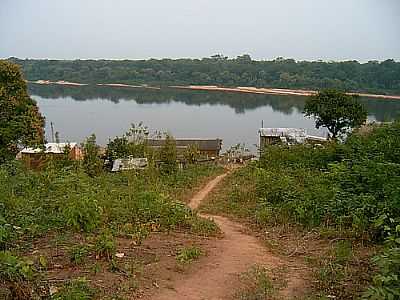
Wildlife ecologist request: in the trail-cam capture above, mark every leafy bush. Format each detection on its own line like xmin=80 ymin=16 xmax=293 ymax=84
xmin=176 ymin=246 xmax=202 ymax=264
xmin=256 ymin=121 xmax=400 ymax=238
xmin=82 ymin=134 xmax=103 ymax=177
xmin=159 ymin=134 xmax=178 ymax=175
xmin=105 ymin=122 xmax=150 ymax=164
xmin=0 ymin=251 xmax=36 ymax=299
xmin=63 ymin=194 xmax=101 ymax=232
xmin=69 ymin=245 xmax=90 ymax=265
xmin=363 ymin=246 xmax=400 ymax=299
xmin=0 ymin=154 xmax=221 ymax=253
xmin=95 ymin=230 xmax=116 ymax=260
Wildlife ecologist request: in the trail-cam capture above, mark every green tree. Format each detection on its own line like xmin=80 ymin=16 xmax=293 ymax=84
xmin=0 ymin=60 xmax=44 ymax=163
xmin=159 ymin=134 xmax=177 ymax=174
xmin=304 ymin=89 xmax=367 ymax=139
xmin=82 ymin=134 xmax=103 ymax=177
xmin=184 ymin=144 xmax=200 ymax=164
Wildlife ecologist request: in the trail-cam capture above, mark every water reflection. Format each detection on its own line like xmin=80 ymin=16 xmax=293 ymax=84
xmin=28 ymin=84 xmax=399 ymax=151
xmin=28 ymin=84 xmax=400 ymax=121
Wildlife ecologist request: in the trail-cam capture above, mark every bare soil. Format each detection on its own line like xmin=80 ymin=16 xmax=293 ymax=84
xmin=170 ymin=85 xmax=400 ymax=100
xmin=149 ymin=173 xmax=310 ymax=300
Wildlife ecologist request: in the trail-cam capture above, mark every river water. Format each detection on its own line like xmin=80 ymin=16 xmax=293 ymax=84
xmin=29 ymin=84 xmax=400 ymax=152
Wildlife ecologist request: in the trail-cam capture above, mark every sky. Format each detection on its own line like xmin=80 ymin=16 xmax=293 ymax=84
xmin=1 ymin=0 xmax=399 ymax=61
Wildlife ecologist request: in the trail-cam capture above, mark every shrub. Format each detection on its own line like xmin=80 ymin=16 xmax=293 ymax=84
xmin=0 ymin=251 xmax=36 ymax=299
xmin=82 ymin=134 xmax=103 ymax=177
xmin=95 ymin=230 xmax=116 ymax=260
xmin=176 ymin=246 xmax=202 ymax=264
xmin=363 ymin=246 xmax=400 ymax=299
xmin=159 ymin=134 xmax=178 ymax=175
xmin=52 ymin=277 xmax=95 ymax=300
xmin=63 ymin=194 xmax=101 ymax=232
xmin=105 ymin=123 xmax=150 ymax=164
xmin=69 ymin=245 xmax=90 ymax=265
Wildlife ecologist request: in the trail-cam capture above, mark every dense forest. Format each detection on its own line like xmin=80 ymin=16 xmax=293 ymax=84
xmin=9 ymin=56 xmax=400 ymax=95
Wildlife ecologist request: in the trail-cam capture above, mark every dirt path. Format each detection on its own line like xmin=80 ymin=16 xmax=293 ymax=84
xmin=150 ymin=173 xmax=307 ymax=300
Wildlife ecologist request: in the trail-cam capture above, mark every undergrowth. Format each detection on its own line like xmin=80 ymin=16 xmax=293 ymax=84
xmin=0 ymin=160 xmax=222 ymax=298
xmin=202 ymin=121 xmax=400 ymax=299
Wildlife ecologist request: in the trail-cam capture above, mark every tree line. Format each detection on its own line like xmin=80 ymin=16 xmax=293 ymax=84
xmin=9 ymin=55 xmax=400 ymax=95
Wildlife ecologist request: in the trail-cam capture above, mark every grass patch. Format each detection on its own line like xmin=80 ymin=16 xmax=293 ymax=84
xmin=0 ymin=160 xmax=222 ymax=298
xmin=176 ymin=246 xmax=202 ymax=264
xmin=235 ymin=265 xmax=284 ymax=300
xmin=52 ymin=277 xmax=95 ymax=300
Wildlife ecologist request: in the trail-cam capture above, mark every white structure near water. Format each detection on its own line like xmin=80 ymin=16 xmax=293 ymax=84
xmin=259 ymin=128 xmax=327 ymax=149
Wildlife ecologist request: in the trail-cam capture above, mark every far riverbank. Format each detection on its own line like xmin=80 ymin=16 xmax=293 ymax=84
xmin=27 ymin=80 xmax=400 ymax=100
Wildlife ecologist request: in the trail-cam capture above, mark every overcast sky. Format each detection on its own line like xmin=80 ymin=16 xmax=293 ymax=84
xmin=1 ymin=0 xmax=399 ymax=61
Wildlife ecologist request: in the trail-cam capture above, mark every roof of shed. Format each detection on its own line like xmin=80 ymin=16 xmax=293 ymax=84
xmin=146 ymin=139 xmax=222 ymax=151
xmin=259 ymin=128 xmax=307 ymax=137
xmin=21 ymin=143 xmax=78 ymax=154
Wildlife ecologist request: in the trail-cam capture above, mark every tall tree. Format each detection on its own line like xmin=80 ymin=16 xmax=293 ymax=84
xmin=304 ymin=89 xmax=367 ymax=139
xmin=0 ymin=60 xmax=45 ymax=162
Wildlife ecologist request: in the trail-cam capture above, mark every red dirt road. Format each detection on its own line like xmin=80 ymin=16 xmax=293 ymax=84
xmin=150 ymin=173 xmax=307 ymax=300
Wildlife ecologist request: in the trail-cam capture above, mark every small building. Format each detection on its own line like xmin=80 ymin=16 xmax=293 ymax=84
xmin=17 ymin=143 xmax=83 ymax=169
xmin=111 ymin=157 xmax=148 ymax=172
xmin=259 ymin=128 xmax=327 ymax=150
xmin=146 ymin=138 xmax=222 ymax=158
xmin=259 ymin=128 xmax=307 ymax=148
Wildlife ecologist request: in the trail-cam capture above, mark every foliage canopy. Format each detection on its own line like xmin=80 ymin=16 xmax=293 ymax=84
xmin=10 ymin=57 xmax=400 ymax=95
xmin=0 ymin=60 xmax=44 ymax=163
xmin=304 ymin=89 xmax=367 ymax=139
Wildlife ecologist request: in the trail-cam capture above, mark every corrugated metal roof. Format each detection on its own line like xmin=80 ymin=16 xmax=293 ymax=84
xmin=259 ymin=128 xmax=308 ymax=144
xmin=306 ymin=135 xmax=328 ymax=142
xmin=259 ymin=128 xmax=307 ymax=137
xmin=21 ymin=143 xmax=78 ymax=154
xmin=146 ymin=139 xmax=222 ymax=151
xmin=111 ymin=158 xmax=148 ymax=172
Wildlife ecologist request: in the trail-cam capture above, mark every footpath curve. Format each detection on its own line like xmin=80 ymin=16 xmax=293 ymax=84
xmin=150 ymin=172 xmax=307 ymax=300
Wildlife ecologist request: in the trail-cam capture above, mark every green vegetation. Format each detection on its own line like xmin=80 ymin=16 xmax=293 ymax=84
xmin=0 ymin=251 xmax=37 ymax=299
xmin=176 ymin=246 xmax=202 ymax=264
xmin=235 ymin=266 xmax=279 ymax=300
xmin=202 ymin=121 xmax=400 ymax=299
xmin=52 ymin=277 xmax=95 ymax=300
xmin=0 ymin=115 xmax=222 ymax=299
xmin=69 ymin=244 xmax=90 ymax=265
xmin=0 ymin=60 xmax=44 ymax=163
xmin=105 ymin=122 xmax=151 ymax=163
xmin=10 ymin=56 xmax=400 ymax=95
xmin=0 ymin=162 xmax=222 ymax=245
xmin=304 ymin=89 xmax=367 ymax=139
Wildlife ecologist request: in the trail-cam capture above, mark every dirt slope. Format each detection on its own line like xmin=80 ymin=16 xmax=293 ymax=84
xmin=150 ymin=173 xmax=308 ymax=300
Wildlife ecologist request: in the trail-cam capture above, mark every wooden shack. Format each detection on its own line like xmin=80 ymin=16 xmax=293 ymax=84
xmin=146 ymin=138 xmax=222 ymax=158
xmin=259 ymin=128 xmax=327 ymax=150
xmin=259 ymin=128 xmax=307 ymax=148
xmin=17 ymin=143 xmax=83 ymax=169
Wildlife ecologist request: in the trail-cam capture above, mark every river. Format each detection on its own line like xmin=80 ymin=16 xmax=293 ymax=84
xmin=29 ymin=84 xmax=400 ymax=152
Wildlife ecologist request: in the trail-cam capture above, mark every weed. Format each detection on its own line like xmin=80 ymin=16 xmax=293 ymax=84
xmin=52 ymin=277 xmax=95 ymax=300
xmin=63 ymin=194 xmax=101 ymax=232
xmin=189 ymin=216 xmax=220 ymax=236
xmin=69 ymin=244 xmax=90 ymax=265
xmin=108 ymin=258 xmax=120 ymax=273
xmin=91 ymin=262 xmax=101 ymax=274
xmin=0 ymin=251 xmax=36 ymax=299
xmin=236 ymin=265 xmax=276 ymax=300
xmin=176 ymin=246 xmax=202 ymax=264
xmin=95 ymin=230 xmax=116 ymax=260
